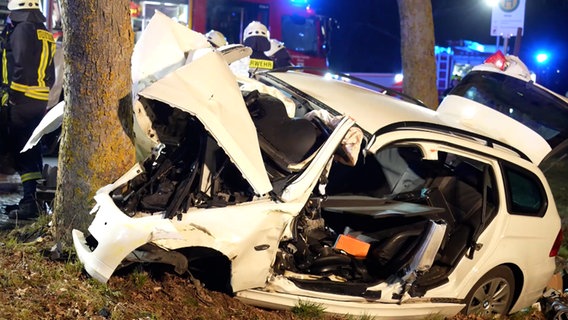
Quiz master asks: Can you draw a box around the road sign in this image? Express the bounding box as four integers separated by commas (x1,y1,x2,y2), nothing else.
491,0,526,37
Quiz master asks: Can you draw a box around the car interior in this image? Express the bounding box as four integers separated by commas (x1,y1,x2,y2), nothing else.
274,142,501,296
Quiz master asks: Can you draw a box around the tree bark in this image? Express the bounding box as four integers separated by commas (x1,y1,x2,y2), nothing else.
397,0,439,109
56,0,135,244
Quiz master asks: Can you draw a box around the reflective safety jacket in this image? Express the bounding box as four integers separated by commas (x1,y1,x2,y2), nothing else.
2,19,56,104
248,50,274,74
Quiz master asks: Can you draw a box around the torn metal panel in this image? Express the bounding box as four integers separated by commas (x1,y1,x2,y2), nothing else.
139,51,272,196
131,10,210,98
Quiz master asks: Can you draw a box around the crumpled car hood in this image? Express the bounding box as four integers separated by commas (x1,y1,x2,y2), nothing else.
133,11,272,195
138,52,272,195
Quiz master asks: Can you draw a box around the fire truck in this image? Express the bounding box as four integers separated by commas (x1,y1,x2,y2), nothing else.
130,0,329,68
347,40,497,96
0,0,328,67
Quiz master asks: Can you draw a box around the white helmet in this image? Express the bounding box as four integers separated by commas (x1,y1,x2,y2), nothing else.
243,21,269,42
8,0,40,10
265,39,285,57
206,30,228,48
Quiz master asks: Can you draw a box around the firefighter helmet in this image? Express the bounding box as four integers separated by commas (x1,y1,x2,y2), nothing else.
8,0,40,10
206,30,228,48
243,21,269,42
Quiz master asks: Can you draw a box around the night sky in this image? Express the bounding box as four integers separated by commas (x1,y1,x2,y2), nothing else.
312,0,568,94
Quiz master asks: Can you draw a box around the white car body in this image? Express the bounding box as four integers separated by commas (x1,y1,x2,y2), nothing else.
71,12,565,319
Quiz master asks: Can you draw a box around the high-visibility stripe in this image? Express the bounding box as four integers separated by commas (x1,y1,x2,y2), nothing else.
10,81,50,100
36,30,54,42
21,171,42,182
2,49,7,85
38,39,47,87
24,91,49,100
36,30,55,88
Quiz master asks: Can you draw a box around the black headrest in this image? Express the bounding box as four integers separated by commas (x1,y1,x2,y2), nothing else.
246,92,318,166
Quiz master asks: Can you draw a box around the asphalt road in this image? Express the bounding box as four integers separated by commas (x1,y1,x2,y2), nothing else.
0,175,24,229
0,157,57,228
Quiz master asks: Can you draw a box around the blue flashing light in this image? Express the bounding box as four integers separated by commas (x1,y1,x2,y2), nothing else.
464,40,485,53
434,46,452,55
536,52,549,64
290,0,309,5
473,43,485,52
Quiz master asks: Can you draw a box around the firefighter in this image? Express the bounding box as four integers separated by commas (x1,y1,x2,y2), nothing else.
243,21,273,73
265,39,293,69
205,29,228,48
1,0,56,219
442,74,461,98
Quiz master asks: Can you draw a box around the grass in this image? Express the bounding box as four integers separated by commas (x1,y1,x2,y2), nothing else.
128,267,150,289
291,300,326,318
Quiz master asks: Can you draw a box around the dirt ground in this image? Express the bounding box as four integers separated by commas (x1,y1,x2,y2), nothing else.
0,217,553,320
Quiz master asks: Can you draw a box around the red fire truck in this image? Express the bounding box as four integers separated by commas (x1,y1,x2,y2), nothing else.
130,0,329,68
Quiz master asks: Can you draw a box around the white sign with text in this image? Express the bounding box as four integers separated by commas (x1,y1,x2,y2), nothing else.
491,0,526,37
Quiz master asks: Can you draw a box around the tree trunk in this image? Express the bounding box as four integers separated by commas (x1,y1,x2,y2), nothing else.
397,0,439,109
55,0,135,244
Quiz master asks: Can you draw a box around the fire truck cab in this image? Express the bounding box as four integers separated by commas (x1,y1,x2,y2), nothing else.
130,0,329,68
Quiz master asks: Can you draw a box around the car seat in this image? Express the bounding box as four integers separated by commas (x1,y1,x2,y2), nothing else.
365,220,431,277
245,91,323,173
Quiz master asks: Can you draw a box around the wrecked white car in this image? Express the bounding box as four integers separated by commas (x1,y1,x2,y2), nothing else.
71,13,565,320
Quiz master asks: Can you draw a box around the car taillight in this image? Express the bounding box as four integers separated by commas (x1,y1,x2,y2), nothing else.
550,230,563,257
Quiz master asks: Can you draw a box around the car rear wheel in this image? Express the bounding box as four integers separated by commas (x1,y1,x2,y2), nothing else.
463,266,515,317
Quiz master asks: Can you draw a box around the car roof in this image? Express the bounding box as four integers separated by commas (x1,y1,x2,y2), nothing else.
266,70,553,165
265,71,442,134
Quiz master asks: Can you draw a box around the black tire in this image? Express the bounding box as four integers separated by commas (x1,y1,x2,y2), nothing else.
462,265,515,317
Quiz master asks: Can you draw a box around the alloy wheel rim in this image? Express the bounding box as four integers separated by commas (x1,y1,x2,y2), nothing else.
468,277,511,316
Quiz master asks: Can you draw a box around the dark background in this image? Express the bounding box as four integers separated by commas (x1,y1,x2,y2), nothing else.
310,0,568,95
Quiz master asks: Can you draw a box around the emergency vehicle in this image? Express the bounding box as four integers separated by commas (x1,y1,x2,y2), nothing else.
347,40,497,96
129,0,329,68
0,0,328,67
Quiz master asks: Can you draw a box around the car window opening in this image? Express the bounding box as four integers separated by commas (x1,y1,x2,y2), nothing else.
275,144,501,295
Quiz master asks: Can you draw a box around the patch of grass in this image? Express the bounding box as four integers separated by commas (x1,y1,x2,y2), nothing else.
509,306,546,320
291,300,326,318
129,268,149,289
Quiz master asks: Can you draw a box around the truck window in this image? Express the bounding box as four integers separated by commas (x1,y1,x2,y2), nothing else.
281,15,319,55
